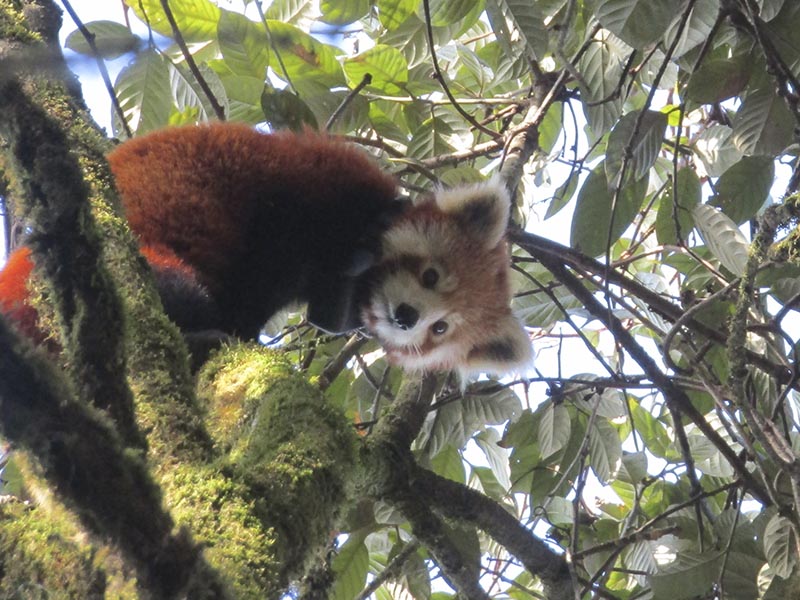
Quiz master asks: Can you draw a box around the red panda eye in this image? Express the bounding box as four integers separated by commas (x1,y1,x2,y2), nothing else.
431,320,448,335
421,268,439,289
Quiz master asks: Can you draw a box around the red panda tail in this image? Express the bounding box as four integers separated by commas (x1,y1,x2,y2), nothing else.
0,247,49,345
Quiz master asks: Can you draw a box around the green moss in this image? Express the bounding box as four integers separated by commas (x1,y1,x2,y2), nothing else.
161,464,281,598
0,498,107,598
0,0,40,42
197,345,358,590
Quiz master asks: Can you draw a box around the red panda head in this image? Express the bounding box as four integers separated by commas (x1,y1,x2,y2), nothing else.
361,177,532,378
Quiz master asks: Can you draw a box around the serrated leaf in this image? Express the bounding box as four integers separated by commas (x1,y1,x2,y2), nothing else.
65,20,138,59
764,514,797,578
330,536,369,600
320,0,370,25
124,0,220,42
538,402,571,458
588,418,622,483
605,110,667,186
570,166,647,258
344,44,409,96
731,86,794,156
114,49,172,136
710,155,774,224
595,0,685,48
655,167,701,245
378,0,419,30
692,204,749,276
217,9,269,78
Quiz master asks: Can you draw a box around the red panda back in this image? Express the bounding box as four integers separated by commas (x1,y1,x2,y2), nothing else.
108,123,400,337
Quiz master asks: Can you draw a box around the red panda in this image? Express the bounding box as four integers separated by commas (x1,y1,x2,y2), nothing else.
0,123,530,376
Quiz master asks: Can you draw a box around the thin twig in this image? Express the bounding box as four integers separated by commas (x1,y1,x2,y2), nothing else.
421,0,500,139
326,74,372,131
61,0,133,138
159,0,225,120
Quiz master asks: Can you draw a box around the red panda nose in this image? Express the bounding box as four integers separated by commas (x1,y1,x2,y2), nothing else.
393,303,419,330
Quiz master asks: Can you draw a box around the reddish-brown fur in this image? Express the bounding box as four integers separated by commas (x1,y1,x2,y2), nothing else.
0,247,43,343
0,124,530,375
108,122,399,338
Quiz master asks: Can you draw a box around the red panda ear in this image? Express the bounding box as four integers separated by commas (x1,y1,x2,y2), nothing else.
463,313,532,377
433,176,511,249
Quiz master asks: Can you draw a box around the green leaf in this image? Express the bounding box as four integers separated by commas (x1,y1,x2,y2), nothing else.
595,0,684,48
692,124,743,178
427,0,477,27
710,155,774,224
124,0,220,42
764,514,797,578
544,171,579,220
471,465,507,500
664,0,718,58
430,444,466,483
344,45,409,96
649,551,723,599
605,110,667,186
588,418,622,483
538,402,571,458
217,10,269,78
264,0,317,23
416,382,522,456
731,86,795,156
330,536,369,600
170,60,227,122
267,20,344,87
502,0,548,60
113,49,172,136
570,166,647,258
686,48,752,104
474,428,511,490
513,285,583,328
260,88,318,130
378,0,419,30
578,29,625,137
655,167,701,246
692,204,749,276
65,20,138,59
631,404,674,459
618,451,648,484
320,0,370,25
